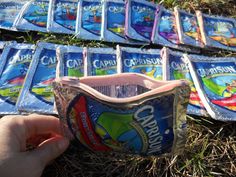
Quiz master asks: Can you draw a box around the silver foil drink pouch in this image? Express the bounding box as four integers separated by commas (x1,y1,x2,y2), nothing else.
0,0,28,30
17,42,60,114
101,0,127,43
86,47,117,76
47,0,78,34
15,0,49,32
0,43,35,114
162,48,208,117
117,46,162,80
152,6,180,48
174,8,203,48
187,55,236,121
76,0,103,40
125,0,157,42
196,11,236,51
57,45,85,77
53,73,190,156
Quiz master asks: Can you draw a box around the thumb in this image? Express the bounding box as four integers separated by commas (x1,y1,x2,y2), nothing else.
29,137,69,168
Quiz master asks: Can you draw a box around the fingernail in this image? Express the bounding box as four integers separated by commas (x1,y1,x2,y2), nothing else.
58,138,69,150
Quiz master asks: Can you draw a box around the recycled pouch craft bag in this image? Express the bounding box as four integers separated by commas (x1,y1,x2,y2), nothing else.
53,73,190,156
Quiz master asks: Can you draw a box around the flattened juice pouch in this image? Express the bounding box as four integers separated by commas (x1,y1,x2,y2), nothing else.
187,55,236,121
17,42,60,114
162,48,208,116
174,8,203,48
0,43,35,114
57,45,85,78
197,11,236,51
53,73,190,156
125,0,157,42
0,0,28,31
101,0,127,43
76,0,103,40
86,47,117,76
117,46,162,80
152,7,182,49
15,0,49,32
47,0,78,34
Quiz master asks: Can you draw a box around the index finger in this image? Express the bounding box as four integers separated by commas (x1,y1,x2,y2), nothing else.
23,114,63,139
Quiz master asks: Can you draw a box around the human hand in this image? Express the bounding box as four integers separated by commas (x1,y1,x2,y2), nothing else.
0,114,70,177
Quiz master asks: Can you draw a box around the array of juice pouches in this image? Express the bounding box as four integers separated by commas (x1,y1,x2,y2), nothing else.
0,42,35,114
1,0,236,52
186,55,236,121
0,41,235,121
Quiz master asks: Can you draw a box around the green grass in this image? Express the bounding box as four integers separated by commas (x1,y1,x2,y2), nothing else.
1,0,236,176
42,117,236,177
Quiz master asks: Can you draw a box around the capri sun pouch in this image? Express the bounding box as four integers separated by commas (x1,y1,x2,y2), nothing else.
0,0,28,31
196,11,236,52
17,42,60,114
101,0,127,43
162,47,208,117
56,45,85,78
187,54,236,121
47,0,78,34
174,7,203,48
76,0,103,41
117,45,162,80
85,47,117,76
15,0,49,32
152,6,180,49
125,0,157,42
0,42,35,114
53,73,190,156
